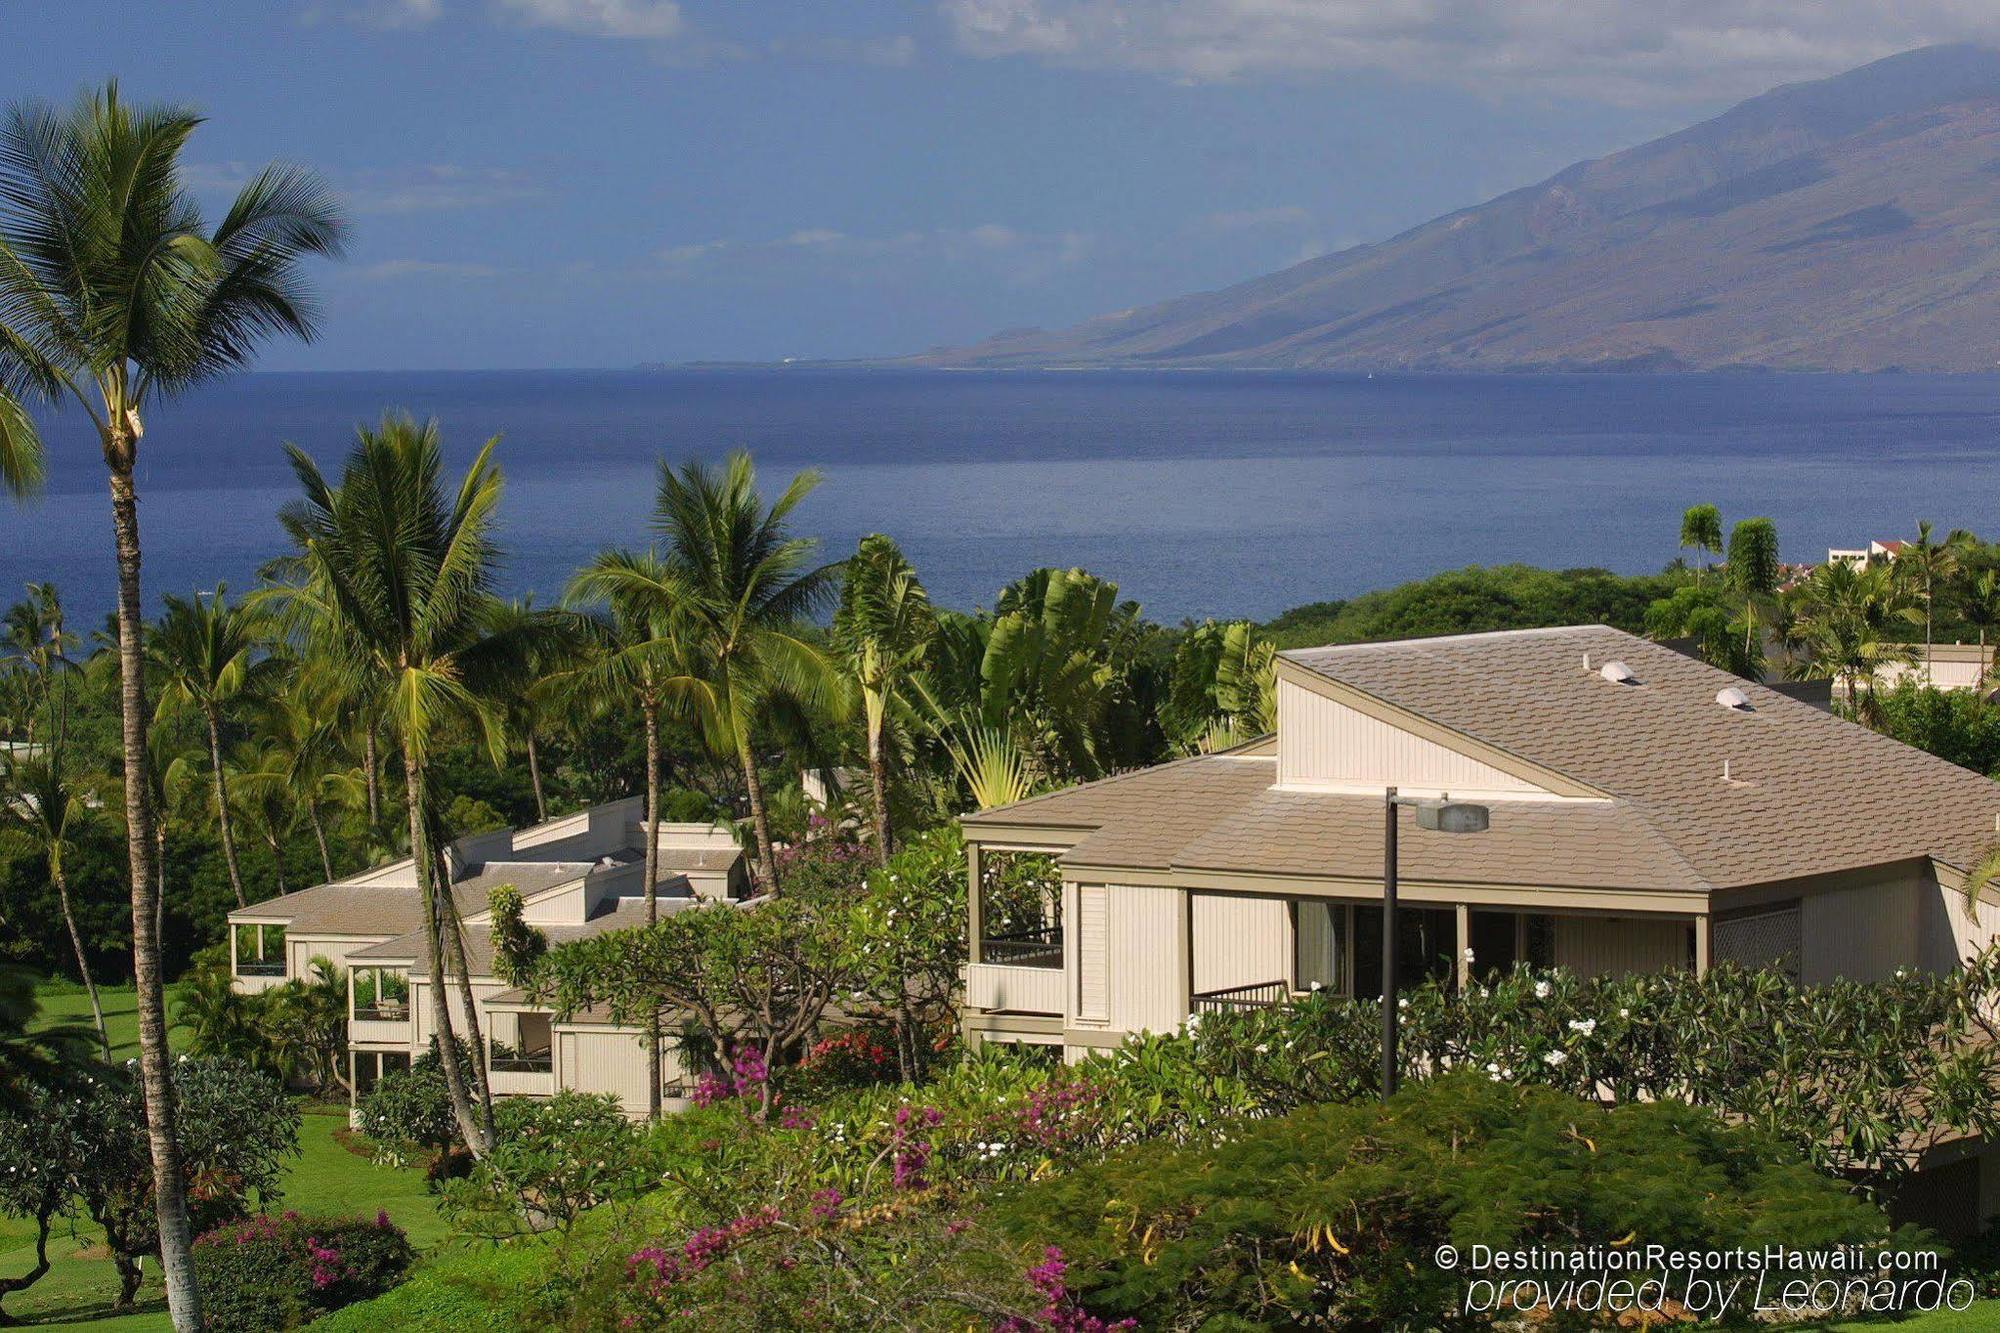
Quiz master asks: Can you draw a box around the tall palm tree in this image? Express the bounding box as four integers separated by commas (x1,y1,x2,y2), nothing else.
227,741,299,897
563,549,712,1118
650,452,842,889
1892,521,1964,682
254,674,365,885
1725,517,1781,663
832,534,935,863
0,723,108,1054
1678,503,1723,578
278,414,546,1157
0,83,342,1330
482,596,575,824
149,586,276,907
1,583,74,747
1789,559,1909,725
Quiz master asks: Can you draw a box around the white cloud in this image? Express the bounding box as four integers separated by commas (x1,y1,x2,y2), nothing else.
354,259,501,280
493,0,682,39
940,1,2000,104
301,0,441,28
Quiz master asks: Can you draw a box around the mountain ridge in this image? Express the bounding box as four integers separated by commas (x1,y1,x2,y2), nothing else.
911,45,2000,373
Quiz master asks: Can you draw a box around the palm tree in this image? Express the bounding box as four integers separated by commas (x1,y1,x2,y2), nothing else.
482,597,575,824
563,549,713,1119
278,414,548,1157
832,534,935,863
1725,518,1781,663
650,452,843,889
1788,559,1909,725
1678,503,1723,577
0,727,108,1054
0,83,343,1327
1892,521,1964,682
1,583,75,747
149,586,276,907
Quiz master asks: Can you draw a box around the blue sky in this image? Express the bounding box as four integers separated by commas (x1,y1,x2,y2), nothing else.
17,2,2000,369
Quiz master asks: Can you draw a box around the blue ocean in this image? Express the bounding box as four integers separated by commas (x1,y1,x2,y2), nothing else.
6,368,2000,627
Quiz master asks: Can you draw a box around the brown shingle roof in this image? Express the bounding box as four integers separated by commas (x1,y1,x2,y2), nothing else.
229,876,491,938
967,626,2000,894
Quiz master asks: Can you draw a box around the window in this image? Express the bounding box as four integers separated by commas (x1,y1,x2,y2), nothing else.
233,923,285,977
1294,901,1345,993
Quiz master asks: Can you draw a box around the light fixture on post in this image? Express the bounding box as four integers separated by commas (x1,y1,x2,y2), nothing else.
1381,787,1490,1100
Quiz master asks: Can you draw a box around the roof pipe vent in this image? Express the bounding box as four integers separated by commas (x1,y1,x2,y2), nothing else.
1715,687,1754,712
1599,660,1638,685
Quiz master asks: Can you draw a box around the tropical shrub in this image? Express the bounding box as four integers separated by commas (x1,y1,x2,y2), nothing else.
0,1078,87,1320
192,1210,414,1332
836,825,969,1081
442,1091,655,1240
988,1073,1910,1331
69,1057,299,1305
1873,683,2000,776
357,1041,466,1166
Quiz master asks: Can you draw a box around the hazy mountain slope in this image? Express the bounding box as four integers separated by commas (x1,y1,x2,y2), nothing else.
919,45,2000,372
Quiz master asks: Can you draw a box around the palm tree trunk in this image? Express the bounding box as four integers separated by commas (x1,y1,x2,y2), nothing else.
308,803,334,884
867,713,893,867
206,711,246,907
738,733,779,891
265,832,288,896
525,730,546,824
52,859,107,1055
643,701,662,1121
106,461,202,1333
362,725,380,832
435,867,496,1150
153,826,167,959
401,742,486,1157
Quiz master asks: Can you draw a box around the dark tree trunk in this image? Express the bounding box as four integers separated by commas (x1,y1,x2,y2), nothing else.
52,859,107,1054
363,724,380,832
205,710,246,907
0,1201,56,1322
643,701,661,1120
739,734,779,891
402,743,488,1156
526,730,546,824
107,461,201,1331
309,803,333,883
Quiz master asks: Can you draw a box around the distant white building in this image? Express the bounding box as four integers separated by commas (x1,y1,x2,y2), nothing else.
1827,539,1907,568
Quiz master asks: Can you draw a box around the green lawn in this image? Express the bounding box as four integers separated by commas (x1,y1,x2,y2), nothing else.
3,981,441,1328
28,981,184,1062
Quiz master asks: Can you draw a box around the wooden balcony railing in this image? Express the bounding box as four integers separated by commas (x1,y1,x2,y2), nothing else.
980,925,1063,969
489,1045,553,1074
234,959,285,978
1190,980,1290,1015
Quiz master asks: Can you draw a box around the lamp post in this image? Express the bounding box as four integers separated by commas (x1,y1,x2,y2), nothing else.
1381,786,1489,1100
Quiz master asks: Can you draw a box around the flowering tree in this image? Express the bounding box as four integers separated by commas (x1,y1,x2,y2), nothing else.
840,825,969,1081
0,1079,89,1320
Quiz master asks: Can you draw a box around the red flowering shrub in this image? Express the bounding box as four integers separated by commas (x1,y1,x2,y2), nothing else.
786,1028,899,1099
191,1210,414,1331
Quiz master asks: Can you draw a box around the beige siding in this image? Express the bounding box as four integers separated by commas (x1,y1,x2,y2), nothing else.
558,1029,653,1117
963,962,1064,1015
411,980,509,1047
1191,893,1291,993
1553,916,1688,977
1075,884,1109,1023
288,936,374,978
1924,879,2000,973
1802,870,1923,984
1276,679,1550,795
1106,885,1187,1036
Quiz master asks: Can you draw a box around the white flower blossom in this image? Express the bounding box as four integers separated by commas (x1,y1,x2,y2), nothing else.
1543,1050,1567,1067
1567,1019,1596,1036
1484,1062,1500,1074
1617,1007,1630,1019
1533,981,1551,999
1462,947,1475,963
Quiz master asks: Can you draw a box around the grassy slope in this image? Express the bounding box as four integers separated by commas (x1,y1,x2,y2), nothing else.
2,982,440,1329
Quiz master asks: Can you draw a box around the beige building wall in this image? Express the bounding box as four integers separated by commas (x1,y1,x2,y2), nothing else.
1801,868,1925,984
410,979,510,1047
1921,877,2000,974
287,935,377,979
1191,892,1292,993
558,1028,663,1117
1553,916,1687,976
1104,884,1187,1036
1276,678,1550,796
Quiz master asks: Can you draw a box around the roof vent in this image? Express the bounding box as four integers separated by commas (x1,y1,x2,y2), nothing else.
1599,660,1638,685
1715,687,1753,712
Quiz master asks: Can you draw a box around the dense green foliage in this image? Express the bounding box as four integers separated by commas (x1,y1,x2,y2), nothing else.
993,1074,1903,1330
1873,682,2000,776
1262,565,1678,649
192,1211,414,1332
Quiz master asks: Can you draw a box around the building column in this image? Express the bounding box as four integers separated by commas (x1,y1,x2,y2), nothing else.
1178,888,1195,1021
966,842,984,965
1454,903,1471,991
1693,914,1713,976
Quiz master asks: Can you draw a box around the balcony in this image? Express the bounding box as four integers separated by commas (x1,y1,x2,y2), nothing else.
487,1041,554,1096
980,925,1063,968
964,960,1064,1015
1190,980,1289,1016
235,959,285,978
350,1002,412,1046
